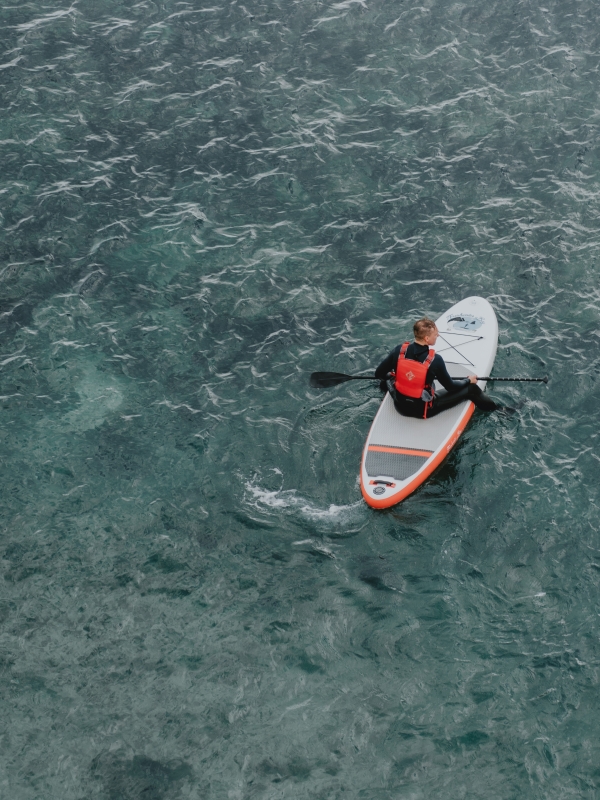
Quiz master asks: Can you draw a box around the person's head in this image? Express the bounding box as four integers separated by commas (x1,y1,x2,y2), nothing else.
413,317,438,345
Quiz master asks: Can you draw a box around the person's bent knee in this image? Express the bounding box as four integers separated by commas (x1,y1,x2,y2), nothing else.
467,384,483,401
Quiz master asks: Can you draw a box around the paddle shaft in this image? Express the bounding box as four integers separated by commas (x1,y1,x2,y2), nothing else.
467,376,548,383
309,371,548,388
322,374,548,383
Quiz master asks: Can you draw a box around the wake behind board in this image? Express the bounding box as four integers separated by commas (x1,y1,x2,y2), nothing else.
360,296,498,509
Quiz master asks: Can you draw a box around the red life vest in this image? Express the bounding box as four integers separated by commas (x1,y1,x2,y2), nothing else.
393,342,436,418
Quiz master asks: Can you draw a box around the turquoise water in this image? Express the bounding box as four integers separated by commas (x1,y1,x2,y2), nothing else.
2,0,600,797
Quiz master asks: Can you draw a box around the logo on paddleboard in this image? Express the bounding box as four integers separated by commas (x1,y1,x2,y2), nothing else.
447,313,484,331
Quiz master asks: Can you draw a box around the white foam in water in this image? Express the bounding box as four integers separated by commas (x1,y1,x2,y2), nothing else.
245,481,363,523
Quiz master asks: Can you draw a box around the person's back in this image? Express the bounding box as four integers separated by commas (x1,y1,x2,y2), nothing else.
375,317,499,418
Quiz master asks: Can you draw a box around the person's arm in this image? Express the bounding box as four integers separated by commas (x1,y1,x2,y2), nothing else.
375,345,401,380
431,355,472,392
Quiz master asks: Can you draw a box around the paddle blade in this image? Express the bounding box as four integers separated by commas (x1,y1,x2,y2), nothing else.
310,371,354,388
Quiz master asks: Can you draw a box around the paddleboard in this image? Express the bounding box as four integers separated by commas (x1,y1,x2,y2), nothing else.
360,296,498,509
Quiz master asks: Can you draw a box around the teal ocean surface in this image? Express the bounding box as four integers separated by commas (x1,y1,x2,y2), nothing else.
2,0,600,797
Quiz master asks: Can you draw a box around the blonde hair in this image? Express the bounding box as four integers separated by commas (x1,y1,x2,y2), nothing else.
413,317,437,340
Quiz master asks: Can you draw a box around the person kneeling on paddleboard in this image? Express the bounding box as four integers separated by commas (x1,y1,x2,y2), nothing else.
375,317,499,418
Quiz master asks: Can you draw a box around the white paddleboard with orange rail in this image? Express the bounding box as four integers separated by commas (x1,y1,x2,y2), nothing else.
360,296,498,509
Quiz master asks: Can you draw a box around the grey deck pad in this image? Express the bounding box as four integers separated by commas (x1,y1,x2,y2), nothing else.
365,449,430,481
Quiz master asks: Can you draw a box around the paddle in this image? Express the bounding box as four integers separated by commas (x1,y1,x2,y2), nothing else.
310,371,548,389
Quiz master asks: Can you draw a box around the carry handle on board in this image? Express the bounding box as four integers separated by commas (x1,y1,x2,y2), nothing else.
309,371,548,389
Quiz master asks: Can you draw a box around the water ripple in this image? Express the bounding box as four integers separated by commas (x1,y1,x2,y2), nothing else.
2,0,600,796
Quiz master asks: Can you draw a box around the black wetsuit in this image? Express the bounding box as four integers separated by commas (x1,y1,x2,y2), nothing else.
375,342,498,418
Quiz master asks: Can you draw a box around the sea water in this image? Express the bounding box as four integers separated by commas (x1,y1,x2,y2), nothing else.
2,0,600,797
